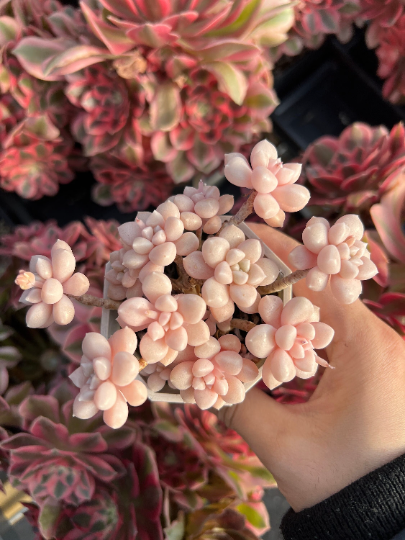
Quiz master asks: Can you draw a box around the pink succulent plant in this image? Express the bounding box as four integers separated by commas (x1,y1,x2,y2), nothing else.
1,406,126,506
360,0,405,48
118,277,209,363
70,327,147,429
246,296,334,387
106,201,202,300
184,227,279,321
224,140,310,226
171,180,234,235
289,215,378,304
302,122,405,211
91,154,174,212
283,0,360,54
170,335,259,410
0,115,74,199
16,239,90,328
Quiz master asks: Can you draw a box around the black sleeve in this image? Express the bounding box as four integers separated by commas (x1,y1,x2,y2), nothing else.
280,453,405,540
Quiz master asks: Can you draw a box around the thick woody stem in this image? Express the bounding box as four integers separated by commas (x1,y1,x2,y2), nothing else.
258,268,310,295
218,190,257,232
230,318,256,332
68,294,121,310
171,255,201,294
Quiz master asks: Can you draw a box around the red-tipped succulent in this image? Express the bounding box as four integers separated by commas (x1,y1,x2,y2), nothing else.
302,122,405,212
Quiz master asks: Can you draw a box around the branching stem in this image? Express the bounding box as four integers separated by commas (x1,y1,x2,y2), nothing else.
258,269,310,295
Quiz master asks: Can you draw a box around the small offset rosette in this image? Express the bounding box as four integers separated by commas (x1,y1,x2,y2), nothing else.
169,335,259,410
288,215,378,304
224,140,310,227
16,239,89,328
246,296,334,388
70,327,147,429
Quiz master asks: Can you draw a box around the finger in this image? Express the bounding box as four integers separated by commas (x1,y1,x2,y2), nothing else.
219,386,295,472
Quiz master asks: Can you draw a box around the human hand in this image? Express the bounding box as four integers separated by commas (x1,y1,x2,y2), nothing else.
219,223,405,512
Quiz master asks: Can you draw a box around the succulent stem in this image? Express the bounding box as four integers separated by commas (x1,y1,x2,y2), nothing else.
230,318,256,332
218,190,257,232
258,268,310,295
68,294,121,310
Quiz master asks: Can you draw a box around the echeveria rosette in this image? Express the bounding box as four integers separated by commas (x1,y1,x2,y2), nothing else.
170,335,259,410
91,154,174,212
107,201,201,300
302,122,405,212
75,0,292,85
246,296,333,388
141,345,197,392
65,65,133,157
70,327,147,429
224,140,310,227
184,229,279,322
151,69,277,183
16,239,90,329
289,215,378,304
171,180,235,235
280,0,360,56
0,115,74,200
0,414,126,506
118,276,209,363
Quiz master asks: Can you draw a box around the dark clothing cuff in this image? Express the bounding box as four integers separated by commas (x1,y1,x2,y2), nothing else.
280,454,405,540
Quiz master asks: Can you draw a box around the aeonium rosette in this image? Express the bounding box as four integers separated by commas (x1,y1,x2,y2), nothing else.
246,296,334,388
117,272,210,363
15,239,89,328
224,140,310,227
169,335,259,410
70,327,147,429
289,215,378,304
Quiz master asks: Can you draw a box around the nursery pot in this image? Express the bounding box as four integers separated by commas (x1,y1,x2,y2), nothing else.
101,221,293,407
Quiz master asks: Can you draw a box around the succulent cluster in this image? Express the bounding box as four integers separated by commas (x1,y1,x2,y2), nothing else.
12,140,380,436
0,0,295,210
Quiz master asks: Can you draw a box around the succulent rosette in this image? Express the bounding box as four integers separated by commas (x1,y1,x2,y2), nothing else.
118,276,209,363
224,140,310,226
360,0,405,48
184,227,279,321
0,389,127,506
171,180,234,235
302,122,405,211
70,327,147,429
151,68,277,183
284,0,360,54
0,115,74,199
106,200,203,300
246,296,334,387
289,215,378,304
170,335,259,410
66,65,134,157
91,154,174,212
16,239,90,329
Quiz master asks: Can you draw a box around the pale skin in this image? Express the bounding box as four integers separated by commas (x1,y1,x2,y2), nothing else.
219,223,405,512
